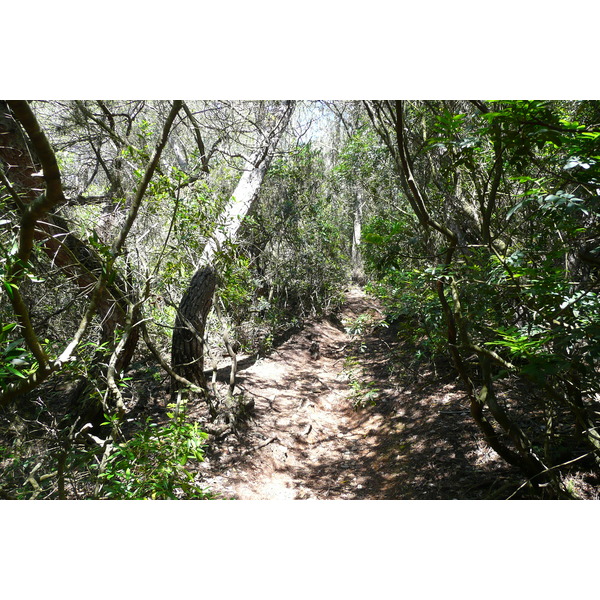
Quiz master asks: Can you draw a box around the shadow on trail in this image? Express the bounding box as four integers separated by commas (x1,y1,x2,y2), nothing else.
199,290,523,500
286,321,520,498
308,318,523,500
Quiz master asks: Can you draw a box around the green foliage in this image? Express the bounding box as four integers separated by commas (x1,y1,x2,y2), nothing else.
215,248,254,309
3,99,598,498
344,313,377,337
333,127,390,185
362,216,415,273
343,355,380,409
361,99,600,488
97,405,213,499
350,377,380,408
0,323,31,384
364,267,446,358
249,142,350,326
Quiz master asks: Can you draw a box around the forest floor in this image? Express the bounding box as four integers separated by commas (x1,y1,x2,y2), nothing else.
188,287,528,500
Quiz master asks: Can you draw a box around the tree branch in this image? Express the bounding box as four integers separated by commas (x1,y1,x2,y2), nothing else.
182,101,210,174
110,100,183,257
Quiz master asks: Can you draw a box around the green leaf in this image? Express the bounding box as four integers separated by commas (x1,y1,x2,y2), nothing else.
2,280,16,299
363,232,385,244
506,199,527,219
5,364,26,378
5,338,26,354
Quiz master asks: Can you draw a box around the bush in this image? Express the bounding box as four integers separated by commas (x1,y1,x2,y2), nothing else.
97,405,214,499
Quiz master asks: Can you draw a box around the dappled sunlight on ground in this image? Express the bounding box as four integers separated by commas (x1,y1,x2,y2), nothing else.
196,287,522,499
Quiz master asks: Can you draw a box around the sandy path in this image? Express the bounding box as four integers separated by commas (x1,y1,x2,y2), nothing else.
196,288,397,499
195,287,520,500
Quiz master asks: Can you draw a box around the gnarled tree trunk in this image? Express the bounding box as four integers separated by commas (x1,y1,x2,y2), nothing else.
170,101,295,405
171,265,217,396
0,100,181,415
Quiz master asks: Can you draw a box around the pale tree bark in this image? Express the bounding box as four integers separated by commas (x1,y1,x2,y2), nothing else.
171,101,295,405
200,101,295,264
351,188,365,283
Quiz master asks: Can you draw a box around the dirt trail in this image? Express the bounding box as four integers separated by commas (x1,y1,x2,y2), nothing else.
196,287,519,499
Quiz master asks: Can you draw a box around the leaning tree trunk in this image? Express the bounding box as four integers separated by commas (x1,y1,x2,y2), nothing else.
171,266,217,397
200,101,296,265
170,101,295,404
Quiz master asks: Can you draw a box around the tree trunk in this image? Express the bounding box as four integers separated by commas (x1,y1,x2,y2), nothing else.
364,100,558,488
351,189,364,283
170,102,295,403
171,266,217,397
1,100,181,415
201,101,295,264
